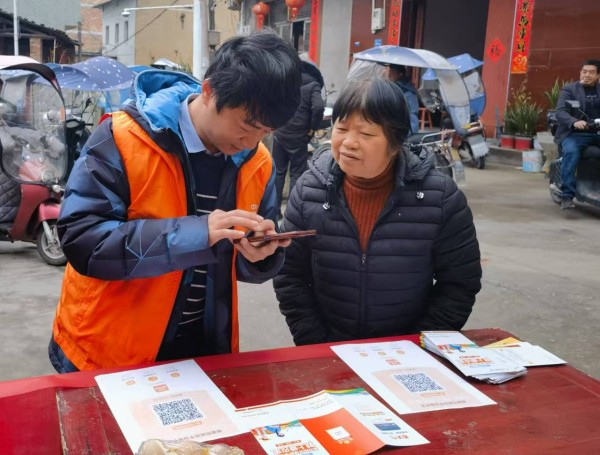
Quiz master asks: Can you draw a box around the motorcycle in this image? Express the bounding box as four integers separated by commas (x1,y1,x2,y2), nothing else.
347,45,473,184
0,63,69,265
549,107,600,209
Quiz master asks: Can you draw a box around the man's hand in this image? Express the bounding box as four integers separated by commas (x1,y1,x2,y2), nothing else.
208,209,265,246
574,120,587,130
233,218,291,263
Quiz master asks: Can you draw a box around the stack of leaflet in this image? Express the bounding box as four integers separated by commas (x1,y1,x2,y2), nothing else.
481,337,567,367
420,331,527,384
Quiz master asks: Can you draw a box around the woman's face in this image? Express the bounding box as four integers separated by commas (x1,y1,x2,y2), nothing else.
331,113,393,179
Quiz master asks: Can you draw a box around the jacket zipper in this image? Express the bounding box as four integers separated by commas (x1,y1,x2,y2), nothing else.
162,129,196,343
336,187,370,334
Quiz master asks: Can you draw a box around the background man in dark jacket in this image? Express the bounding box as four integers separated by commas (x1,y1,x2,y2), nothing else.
272,60,325,219
554,59,600,209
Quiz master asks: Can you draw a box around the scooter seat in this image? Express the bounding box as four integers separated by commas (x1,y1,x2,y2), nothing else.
407,133,440,144
581,145,600,159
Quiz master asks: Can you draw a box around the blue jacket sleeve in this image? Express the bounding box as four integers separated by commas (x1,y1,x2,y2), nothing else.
58,119,218,280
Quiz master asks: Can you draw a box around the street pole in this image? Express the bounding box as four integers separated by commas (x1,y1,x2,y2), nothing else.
13,0,18,56
193,0,210,80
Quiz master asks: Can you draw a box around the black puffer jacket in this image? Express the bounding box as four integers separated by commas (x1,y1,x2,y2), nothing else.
273,146,482,345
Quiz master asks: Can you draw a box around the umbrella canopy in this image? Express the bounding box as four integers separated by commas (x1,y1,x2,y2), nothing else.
352,45,458,70
422,53,483,80
45,63,99,91
0,55,39,70
47,57,134,91
129,65,154,73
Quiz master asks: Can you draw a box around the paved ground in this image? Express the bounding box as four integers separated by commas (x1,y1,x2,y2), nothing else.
1,162,599,383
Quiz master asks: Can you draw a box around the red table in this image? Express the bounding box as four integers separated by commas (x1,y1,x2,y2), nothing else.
1,328,599,454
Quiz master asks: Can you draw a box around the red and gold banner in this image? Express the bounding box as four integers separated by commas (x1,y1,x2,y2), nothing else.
387,0,402,45
308,0,321,63
510,0,535,74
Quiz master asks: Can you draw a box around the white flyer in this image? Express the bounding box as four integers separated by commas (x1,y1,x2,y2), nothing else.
485,341,567,367
331,340,496,414
95,360,244,453
235,388,428,454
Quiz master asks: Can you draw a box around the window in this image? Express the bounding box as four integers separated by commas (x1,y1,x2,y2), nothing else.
115,23,120,43
124,21,129,41
105,25,109,44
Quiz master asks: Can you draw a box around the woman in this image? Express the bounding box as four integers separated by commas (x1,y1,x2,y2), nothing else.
273,78,481,345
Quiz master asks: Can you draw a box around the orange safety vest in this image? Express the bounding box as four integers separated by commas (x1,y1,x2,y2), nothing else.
52,111,272,370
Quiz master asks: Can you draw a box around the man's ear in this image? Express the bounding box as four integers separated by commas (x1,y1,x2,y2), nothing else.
201,79,213,105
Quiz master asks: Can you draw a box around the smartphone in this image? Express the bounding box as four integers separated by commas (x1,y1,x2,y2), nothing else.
233,229,317,244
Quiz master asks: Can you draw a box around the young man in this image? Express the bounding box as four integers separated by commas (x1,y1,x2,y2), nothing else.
49,32,302,372
554,59,600,209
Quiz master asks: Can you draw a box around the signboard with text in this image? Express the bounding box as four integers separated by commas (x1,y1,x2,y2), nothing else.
308,0,321,64
387,0,402,45
510,0,535,74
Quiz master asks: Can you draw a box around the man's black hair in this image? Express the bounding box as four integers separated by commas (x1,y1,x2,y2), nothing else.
332,78,410,153
582,59,600,73
204,31,302,129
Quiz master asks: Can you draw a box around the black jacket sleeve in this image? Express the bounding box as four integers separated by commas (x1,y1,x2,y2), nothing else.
309,84,325,132
415,176,482,331
556,83,583,130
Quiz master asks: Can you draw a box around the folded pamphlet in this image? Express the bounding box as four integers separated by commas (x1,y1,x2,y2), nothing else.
420,331,527,384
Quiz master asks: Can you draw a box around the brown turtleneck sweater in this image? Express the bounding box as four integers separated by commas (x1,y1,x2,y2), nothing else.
343,158,396,252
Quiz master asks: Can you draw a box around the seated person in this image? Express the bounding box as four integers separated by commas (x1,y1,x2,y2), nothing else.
554,59,600,209
388,64,420,134
273,78,482,345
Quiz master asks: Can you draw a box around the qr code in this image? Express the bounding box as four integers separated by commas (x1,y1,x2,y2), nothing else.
392,372,444,393
153,398,203,426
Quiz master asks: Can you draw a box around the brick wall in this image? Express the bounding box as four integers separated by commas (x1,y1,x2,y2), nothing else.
65,1,104,59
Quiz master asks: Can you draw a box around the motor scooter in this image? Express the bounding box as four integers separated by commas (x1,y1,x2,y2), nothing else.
0,63,69,265
549,118,600,209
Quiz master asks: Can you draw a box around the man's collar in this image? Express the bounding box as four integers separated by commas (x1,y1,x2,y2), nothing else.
178,94,207,154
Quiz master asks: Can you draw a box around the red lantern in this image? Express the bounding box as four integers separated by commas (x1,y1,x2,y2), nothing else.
286,0,305,21
252,2,270,30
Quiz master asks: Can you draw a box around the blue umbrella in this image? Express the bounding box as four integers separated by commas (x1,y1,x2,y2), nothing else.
72,56,134,91
422,53,483,80
129,65,154,74
45,63,100,91
47,57,134,91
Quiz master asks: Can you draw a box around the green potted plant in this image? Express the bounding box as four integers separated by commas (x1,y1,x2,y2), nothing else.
501,104,517,148
507,83,542,150
544,78,568,134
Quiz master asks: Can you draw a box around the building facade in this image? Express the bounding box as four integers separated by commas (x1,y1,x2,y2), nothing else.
0,0,80,32
97,0,239,68
0,9,75,62
64,1,104,59
240,0,600,135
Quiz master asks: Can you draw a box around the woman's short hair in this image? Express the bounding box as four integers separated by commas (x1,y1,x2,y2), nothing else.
204,31,302,129
332,78,410,153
